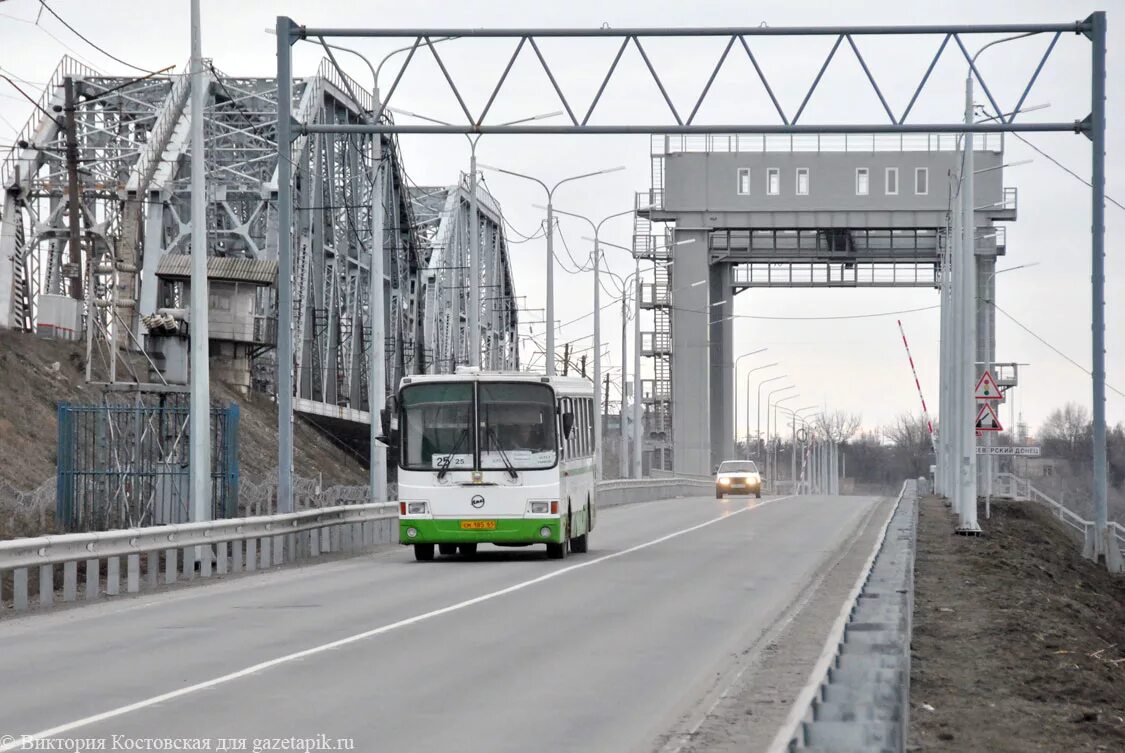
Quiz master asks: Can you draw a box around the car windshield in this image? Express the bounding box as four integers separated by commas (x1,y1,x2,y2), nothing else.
401,382,474,470
718,461,758,474
478,383,557,470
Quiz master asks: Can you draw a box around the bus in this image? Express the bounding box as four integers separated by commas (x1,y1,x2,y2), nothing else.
391,369,597,561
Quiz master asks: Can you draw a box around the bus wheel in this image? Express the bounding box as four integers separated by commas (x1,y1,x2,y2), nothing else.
546,514,570,560
459,543,478,558
414,544,435,562
570,502,589,554
438,544,458,556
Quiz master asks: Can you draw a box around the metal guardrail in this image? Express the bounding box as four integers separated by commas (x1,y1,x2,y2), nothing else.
0,503,397,613
0,479,714,613
769,479,915,753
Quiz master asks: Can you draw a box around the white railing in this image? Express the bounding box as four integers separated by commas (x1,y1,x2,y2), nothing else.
654,132,1004,156
992,472,1125,552
0,503,397,612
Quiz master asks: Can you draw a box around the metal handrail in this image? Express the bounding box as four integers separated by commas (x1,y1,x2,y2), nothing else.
992,471,1122,546
0,502,396,572
654,131,1005,156
1,56,101,190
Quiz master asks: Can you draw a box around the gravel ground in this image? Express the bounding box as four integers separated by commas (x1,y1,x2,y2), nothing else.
909,495,1125,752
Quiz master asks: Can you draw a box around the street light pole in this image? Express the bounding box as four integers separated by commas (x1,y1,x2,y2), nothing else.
480,164,625,376
632,258,642,478
744,363,779,459
189,0,212,534
769,392,799,492
733,349,767,459
756,375,788,461
468,136,481,366
550,207,635,480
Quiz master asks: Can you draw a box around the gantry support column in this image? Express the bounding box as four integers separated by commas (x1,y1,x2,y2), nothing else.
670,229,710,476
976,251,996,492
709,262,735,470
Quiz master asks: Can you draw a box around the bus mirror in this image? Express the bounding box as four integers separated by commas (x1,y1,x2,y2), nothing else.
562,412,575,439
377,408,399,447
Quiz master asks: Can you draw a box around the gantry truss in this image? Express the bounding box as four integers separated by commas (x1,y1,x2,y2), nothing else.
0,56,519,434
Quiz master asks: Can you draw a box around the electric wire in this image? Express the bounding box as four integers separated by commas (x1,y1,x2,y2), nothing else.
37,0,157,74
992,303,1124,398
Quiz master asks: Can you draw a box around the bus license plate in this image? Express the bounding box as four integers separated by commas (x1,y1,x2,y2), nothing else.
460,520,496,530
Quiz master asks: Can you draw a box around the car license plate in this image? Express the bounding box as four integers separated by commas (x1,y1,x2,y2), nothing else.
460,520,496,530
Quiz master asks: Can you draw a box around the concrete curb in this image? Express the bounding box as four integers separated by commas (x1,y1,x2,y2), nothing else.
769,479,918,753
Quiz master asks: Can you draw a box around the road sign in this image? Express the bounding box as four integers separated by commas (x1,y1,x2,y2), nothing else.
975,402,1003,432
796,427,808,444
974,370,1003,400
975,445,1040,456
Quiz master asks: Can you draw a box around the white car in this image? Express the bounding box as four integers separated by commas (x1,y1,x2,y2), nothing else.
715,460,762,499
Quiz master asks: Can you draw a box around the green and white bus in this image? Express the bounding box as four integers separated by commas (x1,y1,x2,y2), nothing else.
393,369,597,561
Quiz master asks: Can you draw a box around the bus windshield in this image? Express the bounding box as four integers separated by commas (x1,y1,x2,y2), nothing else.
478,383,557,470
401,382,474,471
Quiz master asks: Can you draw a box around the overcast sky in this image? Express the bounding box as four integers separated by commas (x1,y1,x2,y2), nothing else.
1,0,1121,439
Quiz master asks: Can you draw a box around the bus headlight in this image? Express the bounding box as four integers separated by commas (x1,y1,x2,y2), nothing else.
406,527,418,538
539,526,552,538
406,502,428,515
528,501,550,514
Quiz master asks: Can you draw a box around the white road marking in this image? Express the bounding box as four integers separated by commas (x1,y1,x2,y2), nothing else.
2,495,793,750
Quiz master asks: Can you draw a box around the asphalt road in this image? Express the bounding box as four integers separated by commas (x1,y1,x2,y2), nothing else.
0,493,886,753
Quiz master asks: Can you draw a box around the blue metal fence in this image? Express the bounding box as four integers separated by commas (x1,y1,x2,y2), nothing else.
56,399,239,531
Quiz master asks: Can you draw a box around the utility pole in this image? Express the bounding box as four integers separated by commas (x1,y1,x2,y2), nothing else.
189,0,213,541
562,342,570,376
580,354,587,378
632,260,642,478
603,373,610,423
958,71,980,533
63,78,82,301
620,291,629,479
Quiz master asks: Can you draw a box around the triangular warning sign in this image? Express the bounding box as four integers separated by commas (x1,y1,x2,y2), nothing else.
975,403,1003,432
974,370,1002,400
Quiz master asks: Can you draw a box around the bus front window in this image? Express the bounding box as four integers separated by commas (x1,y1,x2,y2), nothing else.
401,382,474,470
478,383,557,470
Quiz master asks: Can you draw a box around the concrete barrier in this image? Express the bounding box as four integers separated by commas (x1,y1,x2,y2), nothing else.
768,479,917,753
595,479,713,508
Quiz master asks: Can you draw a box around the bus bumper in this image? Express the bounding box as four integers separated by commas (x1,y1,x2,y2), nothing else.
400,518,562,545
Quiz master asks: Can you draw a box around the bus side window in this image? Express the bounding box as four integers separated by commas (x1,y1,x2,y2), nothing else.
580,398,589,456
559,398,569,460
585,396,594,454
575,398,584,457
586,398,594,456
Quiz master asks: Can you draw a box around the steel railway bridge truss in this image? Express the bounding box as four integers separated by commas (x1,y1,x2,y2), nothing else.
0,55,518,424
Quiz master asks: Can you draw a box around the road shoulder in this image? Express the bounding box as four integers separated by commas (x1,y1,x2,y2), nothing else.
655,494,895,753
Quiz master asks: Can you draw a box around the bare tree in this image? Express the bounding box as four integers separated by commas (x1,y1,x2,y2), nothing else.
815,410,863,444
1039,403,1090,454
885,413,930,449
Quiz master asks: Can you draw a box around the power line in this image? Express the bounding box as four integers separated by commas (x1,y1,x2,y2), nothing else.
992,302,1124,398
1007,131,1125,212
0,12,102,69
37,0,154,74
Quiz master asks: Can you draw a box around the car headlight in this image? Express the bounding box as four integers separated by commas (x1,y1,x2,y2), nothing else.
719,477,730,485
406,501,428,515
528,501,550,514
